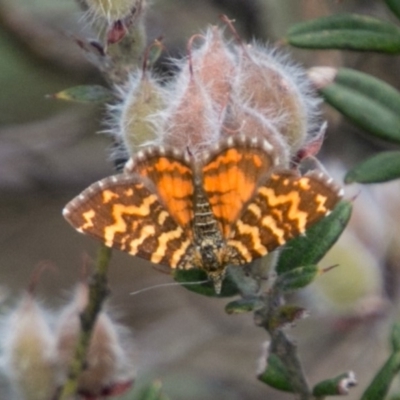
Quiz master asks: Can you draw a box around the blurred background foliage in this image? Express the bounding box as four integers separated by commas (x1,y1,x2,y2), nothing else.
1,0,400,399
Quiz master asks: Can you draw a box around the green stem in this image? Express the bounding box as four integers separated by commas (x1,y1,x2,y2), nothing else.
57,245,112,400
256,287,313,400
269,330,312,400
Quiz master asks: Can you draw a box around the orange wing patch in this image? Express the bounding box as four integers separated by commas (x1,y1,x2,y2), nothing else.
202,142,275,237
130,153,195,238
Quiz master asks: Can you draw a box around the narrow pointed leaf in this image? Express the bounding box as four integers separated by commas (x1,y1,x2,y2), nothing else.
147,39,164,67
288,14,400,36
391,323,400,353
289,31,400,53
49,85,113,103
345,151,400,183
361,324,400,400
385,0,400,21
321,69,400,144
332,68,400,114
360,353,400,400
287,14,400,53
258,354,294,392
225,298,257,314
313,371,357,396
276,201,352,275
276,265,319,292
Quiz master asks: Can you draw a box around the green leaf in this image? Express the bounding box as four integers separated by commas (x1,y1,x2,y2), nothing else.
361,353,400,400
48,85,113,103
276,201,352,275
391,323,400,353
173,269,239,298
385,0,400,21
288,14,400,36
225,299,259,314
313,371,357,396
258,354,294,392
360,324,400,400
321,68,400,144
289,31,400,53
333,68,400,114
345,151,400,183
146,39,164,67
276,265,319,292
225,298,257,314
287,14,400,53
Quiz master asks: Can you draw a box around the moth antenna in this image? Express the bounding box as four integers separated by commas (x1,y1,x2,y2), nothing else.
130,280,209,296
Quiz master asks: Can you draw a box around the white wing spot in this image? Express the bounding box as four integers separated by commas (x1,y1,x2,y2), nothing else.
226,136,234,147
262,140,273,151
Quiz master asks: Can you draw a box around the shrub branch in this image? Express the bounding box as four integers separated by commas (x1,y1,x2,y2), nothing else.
57,245,112,400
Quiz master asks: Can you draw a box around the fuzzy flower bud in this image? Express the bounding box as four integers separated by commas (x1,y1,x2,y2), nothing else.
109,25,324,165
1,294,59,400
116,69,165,156
85,0,141,24
161,70,219,157
223,102,290,167
56,283,135,398
190,27,236,114
83,0,146,46
232,44,321,156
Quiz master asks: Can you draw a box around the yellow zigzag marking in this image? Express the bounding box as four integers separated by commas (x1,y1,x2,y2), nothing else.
170,239,191,268
79,209,95,231
102,190,119,203
128,225,156,254
151,227,184,264
104,194,158,247
260,215,286,245
227,239,252,262
315,194,328,213
258,187,308,233
235,219,267,255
